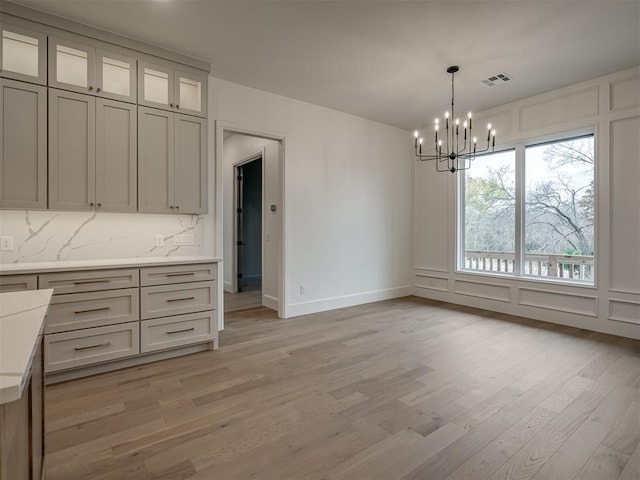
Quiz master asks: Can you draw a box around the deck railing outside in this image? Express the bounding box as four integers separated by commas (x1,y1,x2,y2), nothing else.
464,250,594,281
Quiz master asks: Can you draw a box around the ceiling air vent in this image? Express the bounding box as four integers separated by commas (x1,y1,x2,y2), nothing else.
481,72,513,87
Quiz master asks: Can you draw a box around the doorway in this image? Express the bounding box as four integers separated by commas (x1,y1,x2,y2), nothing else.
217,126,284,318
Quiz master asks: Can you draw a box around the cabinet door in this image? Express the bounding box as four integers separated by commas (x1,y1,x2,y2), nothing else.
49,89,96,210
138,106,174,213
138,60,174,111
174,114,207,214
96,49,136,103
49,36,96,95
96,99,137,212
0,79,47,209
174,69,207,118
0,22,47,85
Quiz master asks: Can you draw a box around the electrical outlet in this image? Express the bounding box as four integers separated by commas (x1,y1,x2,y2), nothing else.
174,234,194,246
0,236,14,251
299,285,305,295
155,234,164,247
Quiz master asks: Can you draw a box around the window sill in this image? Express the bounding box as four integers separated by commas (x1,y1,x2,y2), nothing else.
454,268,597,290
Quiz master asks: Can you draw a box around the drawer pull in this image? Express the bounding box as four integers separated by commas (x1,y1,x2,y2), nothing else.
166,327,195,335
74,342,111,351
74,306,111,314
166,296,195,302
73,280,109,285
165,272,196,277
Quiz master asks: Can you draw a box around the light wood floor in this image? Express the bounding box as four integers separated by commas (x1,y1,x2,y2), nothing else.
224,286,263,312
45,297,640,480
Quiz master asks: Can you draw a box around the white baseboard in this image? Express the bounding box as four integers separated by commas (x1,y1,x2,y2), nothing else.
286,285,413,318
263,294,278,310
224,281,232,293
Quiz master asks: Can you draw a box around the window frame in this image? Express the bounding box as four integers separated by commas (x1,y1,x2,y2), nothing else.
456,127,597,287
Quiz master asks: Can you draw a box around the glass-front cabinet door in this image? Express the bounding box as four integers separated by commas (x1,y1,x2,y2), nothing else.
49,36,95,95
175,69,207,118
0,23,47,85
96,49,136,103
138,60,174,111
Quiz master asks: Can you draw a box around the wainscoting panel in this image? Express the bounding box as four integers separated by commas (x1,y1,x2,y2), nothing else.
519,87,598,132
610,75,640,112
518,287,598,317
608,298,640,325
415,272,449,293
609,116,640,294
453,279,511,303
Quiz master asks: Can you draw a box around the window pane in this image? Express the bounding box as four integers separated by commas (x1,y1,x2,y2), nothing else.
463,149,516,274
524,135,594,282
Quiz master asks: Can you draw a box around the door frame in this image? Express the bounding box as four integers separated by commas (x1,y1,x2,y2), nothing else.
231,150,264,294
215,121,287,320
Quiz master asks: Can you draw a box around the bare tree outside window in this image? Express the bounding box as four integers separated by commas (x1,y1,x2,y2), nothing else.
525,135,594,280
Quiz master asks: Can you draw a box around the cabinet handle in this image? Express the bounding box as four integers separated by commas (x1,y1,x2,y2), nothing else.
165,272,195,277
88,86,93,92
176,205,180,210
166,296,195,302
74,306,111,314
73,279,108,285
89,202,95,207
96,87,101,93
170,205,175,209
75,342,110,351
170,103,174,108
166,327,195,335
97,202,102,207
176,104,180,109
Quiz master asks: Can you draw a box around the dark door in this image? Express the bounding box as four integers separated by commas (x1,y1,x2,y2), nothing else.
237,157,262,291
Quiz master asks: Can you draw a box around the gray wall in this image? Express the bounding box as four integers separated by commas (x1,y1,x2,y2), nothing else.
239,158,262,287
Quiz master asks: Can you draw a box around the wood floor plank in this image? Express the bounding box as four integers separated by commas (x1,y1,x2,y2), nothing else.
43,297,640,480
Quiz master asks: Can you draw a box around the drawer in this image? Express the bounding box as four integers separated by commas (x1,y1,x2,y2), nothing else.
44,322,140,373
39,269,139,294
140,263,216,286
141,281,215,319
46,288,140,334
141,311,217,353
0,274,37,292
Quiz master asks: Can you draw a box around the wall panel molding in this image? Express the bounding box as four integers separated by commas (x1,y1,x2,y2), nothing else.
608,298,640,325
519,86,598,132
453,279,511,303
415,272,449,293
609,75,640,112
518,287,598,317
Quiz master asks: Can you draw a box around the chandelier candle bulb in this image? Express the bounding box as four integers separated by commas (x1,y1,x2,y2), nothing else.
413,66,496,173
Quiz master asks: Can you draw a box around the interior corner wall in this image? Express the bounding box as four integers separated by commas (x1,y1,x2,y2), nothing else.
413,65,640,339
209,77,414,318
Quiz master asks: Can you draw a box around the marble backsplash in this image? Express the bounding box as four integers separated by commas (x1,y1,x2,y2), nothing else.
0,210,205,264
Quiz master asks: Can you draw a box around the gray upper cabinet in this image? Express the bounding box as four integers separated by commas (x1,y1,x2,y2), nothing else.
49,89,137,212
48,88,96,211
138,106,174,214
139,107,207,214
0,20,47,85
49,35,137,103
139,61,206,118
95,99,137,212
175,114,207,214
0,79,47,209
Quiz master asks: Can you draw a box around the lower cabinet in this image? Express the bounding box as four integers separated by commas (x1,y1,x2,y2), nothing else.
37,262,218,381
141,311,217,353
45,322,140,373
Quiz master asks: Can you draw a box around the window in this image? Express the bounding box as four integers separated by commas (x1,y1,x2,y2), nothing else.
460,133,595,284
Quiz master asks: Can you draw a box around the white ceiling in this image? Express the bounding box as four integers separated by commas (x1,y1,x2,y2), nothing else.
15,1,640,130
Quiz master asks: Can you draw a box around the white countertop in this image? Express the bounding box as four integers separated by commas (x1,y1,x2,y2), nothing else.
0,289,53,404
0,256,221,275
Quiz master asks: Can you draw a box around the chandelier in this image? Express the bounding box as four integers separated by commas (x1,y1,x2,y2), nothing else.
413,66,496,173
